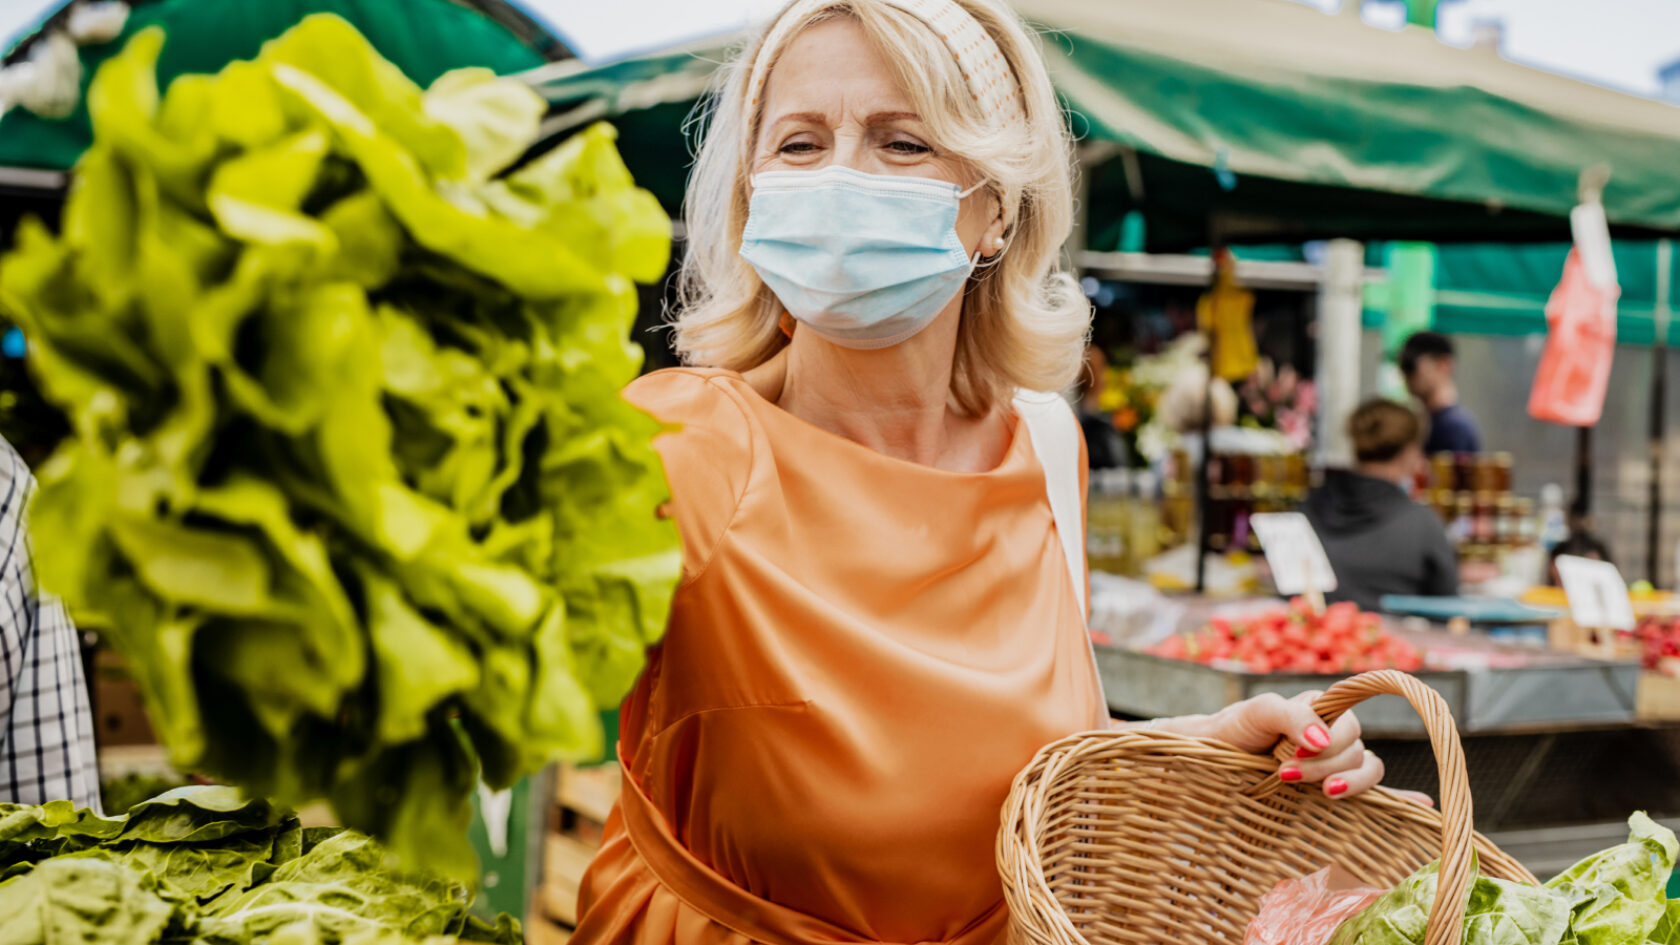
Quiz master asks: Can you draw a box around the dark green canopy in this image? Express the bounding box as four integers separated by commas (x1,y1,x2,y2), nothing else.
529,0,1680,250
0,0,551,172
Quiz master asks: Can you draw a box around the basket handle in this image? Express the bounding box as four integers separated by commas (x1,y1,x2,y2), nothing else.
1292,671,1474,945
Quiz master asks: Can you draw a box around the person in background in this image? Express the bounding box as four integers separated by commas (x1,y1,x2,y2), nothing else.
1302,399,1458,611
1399,331,1482,455
1547,531,1614,587
0,437,100,809
1076,345,1124,470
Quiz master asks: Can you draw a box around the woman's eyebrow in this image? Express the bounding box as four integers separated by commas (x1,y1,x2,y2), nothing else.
866,111,921,125
767,111,829,127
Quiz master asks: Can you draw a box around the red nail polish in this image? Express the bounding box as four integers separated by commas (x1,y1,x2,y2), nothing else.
1296,745,1320,759
1326,777,1348,796
1305,725,1332,750
1279,766,1303,782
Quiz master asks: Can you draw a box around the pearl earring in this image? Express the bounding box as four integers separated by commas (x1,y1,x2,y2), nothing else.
993,236,1006,250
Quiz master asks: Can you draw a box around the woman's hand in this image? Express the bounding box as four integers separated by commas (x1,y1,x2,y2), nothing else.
1129,692,1386,799
1210,692,1381,798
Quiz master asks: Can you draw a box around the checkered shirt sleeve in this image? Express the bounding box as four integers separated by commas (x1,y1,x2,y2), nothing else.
0,440,100,810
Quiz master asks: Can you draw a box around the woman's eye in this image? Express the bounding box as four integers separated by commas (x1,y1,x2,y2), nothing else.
886,139,932,155
778,140,819,154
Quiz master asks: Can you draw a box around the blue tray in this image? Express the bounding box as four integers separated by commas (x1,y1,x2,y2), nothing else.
1378,595,1563,625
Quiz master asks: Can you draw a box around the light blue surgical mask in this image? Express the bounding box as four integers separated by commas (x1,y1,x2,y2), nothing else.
740,166,985,350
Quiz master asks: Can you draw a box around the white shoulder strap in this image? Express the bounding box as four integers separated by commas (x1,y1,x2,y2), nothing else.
1013,389,1087,616
1015,389,1109,728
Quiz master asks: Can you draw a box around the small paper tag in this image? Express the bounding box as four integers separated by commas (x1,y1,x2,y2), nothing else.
1570,201,1618,292
1555,554,1634,631
1251,512,1338,596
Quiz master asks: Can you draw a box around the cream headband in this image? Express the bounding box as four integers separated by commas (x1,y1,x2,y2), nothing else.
746,0,1027,129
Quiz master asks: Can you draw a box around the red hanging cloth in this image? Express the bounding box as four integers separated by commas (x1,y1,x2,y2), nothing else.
1528,248,1619,427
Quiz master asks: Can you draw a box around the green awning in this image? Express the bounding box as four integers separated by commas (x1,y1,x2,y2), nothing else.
1431,241,1680,345
527,0,1680,250
1036,0,1680,248
0,0,549,172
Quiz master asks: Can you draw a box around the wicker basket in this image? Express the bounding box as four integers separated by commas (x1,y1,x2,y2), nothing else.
998,671,1536,945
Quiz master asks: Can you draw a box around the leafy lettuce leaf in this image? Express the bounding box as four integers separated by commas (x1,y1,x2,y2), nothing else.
1545,813,1679,945
1330,815,1680,945
0,854,189,945
0,788,517,945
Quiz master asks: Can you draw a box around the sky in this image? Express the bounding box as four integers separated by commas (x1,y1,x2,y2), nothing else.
3,0,1680,98
1292,0,1680,97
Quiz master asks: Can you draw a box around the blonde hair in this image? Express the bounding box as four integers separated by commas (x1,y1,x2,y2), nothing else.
670,0,1090,416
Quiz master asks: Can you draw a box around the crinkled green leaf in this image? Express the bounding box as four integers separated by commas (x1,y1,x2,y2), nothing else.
1546,813,1678,945
505,124,672,283
257,15,466,179
85,27,216,208
205,60,291,150
221,281,371,434
119,787,287,845
1551,884,1664,945
1548,813,1679,901
320,193,404,289
192,475,361,683
422,67,545,184
0,789,518,945
323,730,480,893
0,853,187,945
109,833,275,904
203,829,461,940
1647,901,1680,945
0,800,123,867
208,130,336,250
109,516,275,614
361,568,479,744
268,63,605,297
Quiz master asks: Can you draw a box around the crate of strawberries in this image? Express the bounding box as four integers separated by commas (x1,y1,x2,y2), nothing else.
1621,615,1680,674
1149,598,1425,676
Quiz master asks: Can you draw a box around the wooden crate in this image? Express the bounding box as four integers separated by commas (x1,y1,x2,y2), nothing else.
541,834,597,926
525,915,571,945
555,762,620,824
538,761,624,934
1638,670,1680,721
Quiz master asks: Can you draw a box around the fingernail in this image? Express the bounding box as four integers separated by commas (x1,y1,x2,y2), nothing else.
1295,745,1320,759
1305,725,1332,749
1279,766,1303,782
1326,777,1348,797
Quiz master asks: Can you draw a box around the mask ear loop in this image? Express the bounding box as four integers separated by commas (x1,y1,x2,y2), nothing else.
958,180,1008,274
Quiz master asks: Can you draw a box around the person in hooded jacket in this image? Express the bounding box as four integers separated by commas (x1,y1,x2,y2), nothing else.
1302,398,1458,611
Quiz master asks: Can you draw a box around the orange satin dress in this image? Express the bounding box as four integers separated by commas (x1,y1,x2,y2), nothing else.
573,368,1105,945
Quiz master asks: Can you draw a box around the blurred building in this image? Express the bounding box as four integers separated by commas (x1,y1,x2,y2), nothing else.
1660,56,1680,103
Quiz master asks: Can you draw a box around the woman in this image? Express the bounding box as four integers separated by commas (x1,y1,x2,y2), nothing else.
576,2,1388,942
1302,398,1459,611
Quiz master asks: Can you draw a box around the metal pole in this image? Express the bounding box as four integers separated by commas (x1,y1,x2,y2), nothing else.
1194,220,1225,595
1574,425,1593,523
1649,238,1672,585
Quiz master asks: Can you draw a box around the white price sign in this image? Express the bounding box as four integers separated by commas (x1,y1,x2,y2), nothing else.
1554,554,1635,631
1250,512,1338,597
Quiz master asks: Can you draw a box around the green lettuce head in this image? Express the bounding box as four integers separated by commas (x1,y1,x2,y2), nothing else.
0,15,680,880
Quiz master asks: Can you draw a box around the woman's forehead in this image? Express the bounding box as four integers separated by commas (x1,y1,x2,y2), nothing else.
760,19,915,120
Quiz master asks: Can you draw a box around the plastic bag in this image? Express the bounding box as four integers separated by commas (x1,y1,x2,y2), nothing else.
1528,248,1618,427
1244,866,1385,945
